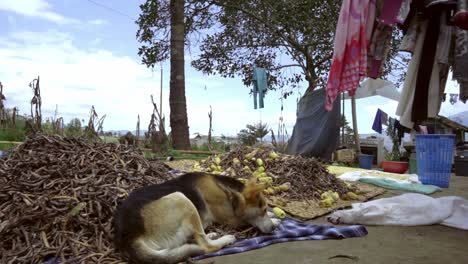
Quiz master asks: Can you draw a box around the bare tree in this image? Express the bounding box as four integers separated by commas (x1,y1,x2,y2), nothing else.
29,76,42,131
207,105,213,151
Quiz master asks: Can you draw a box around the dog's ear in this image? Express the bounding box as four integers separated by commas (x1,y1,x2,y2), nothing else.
243,179,267,200
231,192,246,217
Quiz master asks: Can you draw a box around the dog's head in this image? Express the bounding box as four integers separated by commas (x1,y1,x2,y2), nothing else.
239,178,275,233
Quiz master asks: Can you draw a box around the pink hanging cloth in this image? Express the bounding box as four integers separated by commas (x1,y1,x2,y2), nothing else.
325,0,376,111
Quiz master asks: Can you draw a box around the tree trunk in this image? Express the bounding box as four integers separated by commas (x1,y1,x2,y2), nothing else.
169,0,191,150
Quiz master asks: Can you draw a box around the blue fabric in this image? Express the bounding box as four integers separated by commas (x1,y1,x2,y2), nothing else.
192,218,368,260
253,67,267,109
372,108,387,134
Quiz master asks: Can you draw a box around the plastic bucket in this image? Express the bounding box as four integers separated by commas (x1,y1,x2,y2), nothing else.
358,154,373,169
416,134,455,188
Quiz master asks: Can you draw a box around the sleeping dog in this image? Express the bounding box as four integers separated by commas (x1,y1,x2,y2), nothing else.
114,172,279,264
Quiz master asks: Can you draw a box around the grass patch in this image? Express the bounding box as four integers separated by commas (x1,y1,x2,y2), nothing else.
0,142,17,151
144,149,210,160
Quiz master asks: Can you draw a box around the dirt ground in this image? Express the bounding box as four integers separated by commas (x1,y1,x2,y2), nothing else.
200,175,468,264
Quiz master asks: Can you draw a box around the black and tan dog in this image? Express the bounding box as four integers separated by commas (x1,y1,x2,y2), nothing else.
114,172,278,264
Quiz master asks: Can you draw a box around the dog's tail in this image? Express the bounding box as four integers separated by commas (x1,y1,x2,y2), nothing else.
129,239,205,264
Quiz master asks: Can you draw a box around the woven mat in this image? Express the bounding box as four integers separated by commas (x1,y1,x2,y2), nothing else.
164,159,197,171
267,182,386,220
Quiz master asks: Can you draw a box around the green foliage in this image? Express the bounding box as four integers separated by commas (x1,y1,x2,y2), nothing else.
0,142,17,151
192,0,341,91
136,0,217,68
64,118,82,137
0,129,25,142
237,122,269,146
192,0,405,94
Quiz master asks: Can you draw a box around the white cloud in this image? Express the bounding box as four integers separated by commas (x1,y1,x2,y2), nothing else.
0,29,298,137
0,0,79,24
88,19,108,25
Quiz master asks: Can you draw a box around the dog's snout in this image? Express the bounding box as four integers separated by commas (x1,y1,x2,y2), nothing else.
253,215,275,233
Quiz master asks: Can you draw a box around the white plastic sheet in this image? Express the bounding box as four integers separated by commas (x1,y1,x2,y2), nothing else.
328,193,468,230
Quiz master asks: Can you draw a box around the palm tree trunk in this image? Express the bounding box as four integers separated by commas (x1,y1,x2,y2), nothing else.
169,0,191,149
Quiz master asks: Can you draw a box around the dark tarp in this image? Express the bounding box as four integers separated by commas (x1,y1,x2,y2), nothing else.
287,88,341,161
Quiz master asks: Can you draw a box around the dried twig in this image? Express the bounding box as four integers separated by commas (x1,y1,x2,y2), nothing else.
0,134,172,263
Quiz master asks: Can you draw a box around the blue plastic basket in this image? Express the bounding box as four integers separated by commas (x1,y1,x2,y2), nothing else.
416,134,455,188
358,154,374,169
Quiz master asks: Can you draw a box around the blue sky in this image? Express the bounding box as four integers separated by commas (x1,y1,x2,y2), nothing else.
0,0,467,138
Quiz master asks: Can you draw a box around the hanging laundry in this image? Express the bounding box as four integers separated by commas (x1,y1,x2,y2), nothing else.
325,0,376,111
367,24,393,78
399,14,422,53
252,66,267,109
396,16,428,129
367,0,405,78
453,0,468,30
372,108,388,134
411,10,443,123
452,27,468,104
378,0,405,26
450,93,459,104
396,0,412,25
394,119,406,144
419,125,428,134
460,82,468,103
436,10,453,65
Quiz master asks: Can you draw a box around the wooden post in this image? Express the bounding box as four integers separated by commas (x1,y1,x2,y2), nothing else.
160,67,163,118
341,92,345,146
351,95,361,154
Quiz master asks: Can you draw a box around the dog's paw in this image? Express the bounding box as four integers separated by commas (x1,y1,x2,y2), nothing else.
271,218,282,227
218,234,236,246
206,232,219,239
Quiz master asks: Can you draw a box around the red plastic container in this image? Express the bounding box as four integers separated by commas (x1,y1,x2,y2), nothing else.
382,160,409,174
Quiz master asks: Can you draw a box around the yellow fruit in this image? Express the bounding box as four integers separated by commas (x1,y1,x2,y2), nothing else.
278,183,290,191
243,159,249,163
256,159,264,166
320,192,331,200
258,166,265,173
259,172,267,178
346,192,359,200
233,158,240,165
319,198,334,208
258,177,273,184
331,192,339,201
242,166,251,171
272,207,286,219
214,157,221,165
205,168,211,172
269,151,279,160
264,187,275,195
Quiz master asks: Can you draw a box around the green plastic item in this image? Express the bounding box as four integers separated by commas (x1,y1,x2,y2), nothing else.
359,177,442,194
409,158,417,174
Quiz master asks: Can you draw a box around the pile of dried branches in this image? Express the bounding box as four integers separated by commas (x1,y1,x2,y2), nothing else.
198,146,351,200
0,134,171,263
